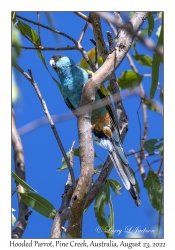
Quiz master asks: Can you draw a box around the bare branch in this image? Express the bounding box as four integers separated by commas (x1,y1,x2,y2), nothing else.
12,45,77,51
16,14,77,45
16,14,96,72
96,12,163,56
15,65,76,189
157,157,163,174
50,141,75,238
130,149,146,183
85,155,113,208
74,12,90,23
89,13,128,139
12,107,28,238
78,21,89,44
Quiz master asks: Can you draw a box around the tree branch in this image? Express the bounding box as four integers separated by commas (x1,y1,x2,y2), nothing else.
14,65,76,189
12,107,28,238
97,12,162,56
12,45,77,51
50,141,75,238
16,14,96,72
130,149,146,183
74,12,90,23
90,12,128,140
66,12,148,238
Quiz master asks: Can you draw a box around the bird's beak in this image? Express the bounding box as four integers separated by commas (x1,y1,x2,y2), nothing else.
50,58,56,68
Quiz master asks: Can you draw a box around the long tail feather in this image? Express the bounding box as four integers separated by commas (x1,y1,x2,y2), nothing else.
109,139,141,206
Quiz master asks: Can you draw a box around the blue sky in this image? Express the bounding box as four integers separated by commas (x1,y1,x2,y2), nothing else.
12,12,163,238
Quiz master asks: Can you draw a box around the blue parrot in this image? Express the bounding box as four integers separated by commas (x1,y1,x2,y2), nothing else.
50,55,141,206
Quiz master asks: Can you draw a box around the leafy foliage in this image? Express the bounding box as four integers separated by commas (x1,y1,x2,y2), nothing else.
19,192,56,219
12,171,37,192
117,70,143,90
144,139,163,156
145,171,163,214
94,181,114,238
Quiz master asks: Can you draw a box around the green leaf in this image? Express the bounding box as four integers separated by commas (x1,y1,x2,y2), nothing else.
19,192,56,219
132,54,152,67
117,70,143,90
94,182,114,238
141,97,161,113
158,22,163,46
148,13,154,37
12,12,16,24
144,139,163,155
12,25,21,58
145,171,163,213
57,152,70,171
94,165,103,174
150,53,161,99
150,24,163,99
104,181,110,204
129,12,135,18
108,179,121,195
12,171,37,192
74,147,99,160
108,199,114,239
74,148,80,156
17,21,40,45
16,20,62,92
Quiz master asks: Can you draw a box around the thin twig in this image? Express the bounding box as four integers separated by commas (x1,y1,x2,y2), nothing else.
16,14,97,72
12,45,77,51
157,157,163,174
12,107,28,238
126,53,148,161
130,149,146,183
16,14,77,45
74,12,90,22
29,69,76,189
127,149,142,156
15,65,76,189
78,22,88,43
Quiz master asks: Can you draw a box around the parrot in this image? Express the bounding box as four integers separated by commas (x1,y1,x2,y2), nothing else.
50,54,141,206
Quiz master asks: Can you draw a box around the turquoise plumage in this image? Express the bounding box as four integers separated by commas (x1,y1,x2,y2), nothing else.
50,54,141,206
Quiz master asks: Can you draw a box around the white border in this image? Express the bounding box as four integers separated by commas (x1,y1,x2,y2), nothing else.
1,1,174,248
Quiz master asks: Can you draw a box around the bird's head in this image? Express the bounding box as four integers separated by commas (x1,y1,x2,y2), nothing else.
50,55,75,71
